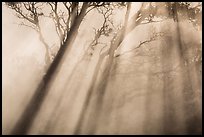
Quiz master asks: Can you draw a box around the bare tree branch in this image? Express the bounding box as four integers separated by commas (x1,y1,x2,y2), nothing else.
115,32,165,57
18,22,38,31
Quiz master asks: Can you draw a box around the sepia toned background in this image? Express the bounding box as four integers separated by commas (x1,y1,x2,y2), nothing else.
2,2,202,135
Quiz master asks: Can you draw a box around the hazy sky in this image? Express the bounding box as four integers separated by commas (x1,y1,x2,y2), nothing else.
2,2,141,64
2,3,202,135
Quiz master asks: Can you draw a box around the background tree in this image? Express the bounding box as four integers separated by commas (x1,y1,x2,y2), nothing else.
6,2,52,65
7,2,126,135
4,2,201,135
5,2,121,66
73,2,202,134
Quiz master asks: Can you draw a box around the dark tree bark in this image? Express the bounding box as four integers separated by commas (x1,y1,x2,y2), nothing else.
10,2,89,135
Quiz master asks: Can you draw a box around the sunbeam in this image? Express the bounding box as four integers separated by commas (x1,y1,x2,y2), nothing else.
2,2,202,135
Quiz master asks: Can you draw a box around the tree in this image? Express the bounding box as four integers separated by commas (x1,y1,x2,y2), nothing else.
73,2,202,134
6,2,52,65
8,2,126,135
5,2,118,66
6,2,201,134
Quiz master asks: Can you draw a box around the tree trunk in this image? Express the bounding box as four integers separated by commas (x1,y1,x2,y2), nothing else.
173,4,202,134
38,26,51,67
39,35,51,67
10,2,89,135
74,49,109,134
74,3,132,134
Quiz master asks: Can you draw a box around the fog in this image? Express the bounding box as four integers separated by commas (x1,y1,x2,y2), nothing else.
2,2,202,135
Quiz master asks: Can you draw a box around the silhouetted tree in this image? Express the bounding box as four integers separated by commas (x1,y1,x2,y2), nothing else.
5,2,124,66
7,2,126,135
5,2,201,135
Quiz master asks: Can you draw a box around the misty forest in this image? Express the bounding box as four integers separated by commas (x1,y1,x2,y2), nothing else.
2,2,202,135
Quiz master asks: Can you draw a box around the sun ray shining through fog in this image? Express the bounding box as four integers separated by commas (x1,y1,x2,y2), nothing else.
2,2,202,135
